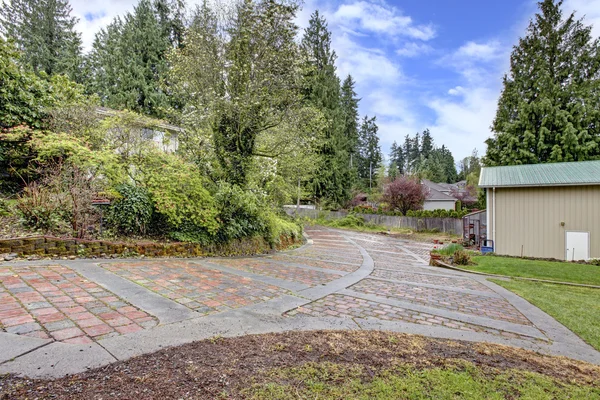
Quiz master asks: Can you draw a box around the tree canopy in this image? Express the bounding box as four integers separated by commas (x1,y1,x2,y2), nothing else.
485,0,600,166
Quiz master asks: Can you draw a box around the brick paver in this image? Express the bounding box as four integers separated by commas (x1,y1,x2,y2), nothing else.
287,249,363,265
287,294,527,340
0,265,157,343
351,278,531,325
371,269,495,293
266,254,360,273
103,261,288,315
207,258,341,286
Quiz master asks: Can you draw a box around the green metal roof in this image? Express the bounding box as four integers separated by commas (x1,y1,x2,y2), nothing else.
479,160,600,188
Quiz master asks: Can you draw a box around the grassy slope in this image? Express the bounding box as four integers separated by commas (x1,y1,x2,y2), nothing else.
244,361,600,399
464,256,600,286
492,279,600,351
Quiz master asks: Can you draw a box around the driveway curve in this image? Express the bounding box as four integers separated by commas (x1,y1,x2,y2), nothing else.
1,226,599,378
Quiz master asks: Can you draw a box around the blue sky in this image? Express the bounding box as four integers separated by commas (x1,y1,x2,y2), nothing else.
70,0,600,161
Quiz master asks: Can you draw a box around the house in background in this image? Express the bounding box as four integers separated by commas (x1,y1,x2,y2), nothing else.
95,107,181,153
421,179,457,211
479,160,600,261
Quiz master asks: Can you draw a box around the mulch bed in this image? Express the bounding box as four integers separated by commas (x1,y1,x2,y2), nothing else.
1,330,599,399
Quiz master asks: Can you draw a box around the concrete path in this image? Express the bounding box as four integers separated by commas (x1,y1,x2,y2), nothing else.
1,226,599,378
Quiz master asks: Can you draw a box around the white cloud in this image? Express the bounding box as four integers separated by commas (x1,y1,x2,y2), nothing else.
454,41,502,61
332,1,435,40
396,42,433,57
334,33,402,84
70,0,137,51
428,87,499,161
565,0,600,38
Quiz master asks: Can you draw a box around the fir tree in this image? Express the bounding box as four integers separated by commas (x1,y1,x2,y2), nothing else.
87,0,181,117
485,0,600,165
357,115,382,189
301,11,350,205
403,134,412,173
340,74,360,181
389,141,405,176
421,129,433,159
0,0,83,81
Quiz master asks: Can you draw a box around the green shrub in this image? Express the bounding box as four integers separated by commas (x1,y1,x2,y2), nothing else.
16,182,72,233
140,152,220,241
589,259,600,266
0,198,12,216
265,213,302,246
453,250,472,265
432,243,464,256
214,182,268,242
330,213,365,229
107,184,153,235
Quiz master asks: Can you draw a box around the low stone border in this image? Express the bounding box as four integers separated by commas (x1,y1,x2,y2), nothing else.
0,234,302,259
433,259,600,290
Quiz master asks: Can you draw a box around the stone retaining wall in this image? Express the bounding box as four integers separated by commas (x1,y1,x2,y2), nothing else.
0,234,301,258
288,208,463,236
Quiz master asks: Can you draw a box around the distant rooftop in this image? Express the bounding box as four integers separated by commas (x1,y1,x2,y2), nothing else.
479,160,600,188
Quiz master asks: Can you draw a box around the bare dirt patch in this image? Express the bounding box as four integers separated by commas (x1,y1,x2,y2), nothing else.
1,330,599,399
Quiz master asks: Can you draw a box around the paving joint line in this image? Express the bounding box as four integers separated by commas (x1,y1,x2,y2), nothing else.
337,288,546,340
0,340,53,366
365,276,502,298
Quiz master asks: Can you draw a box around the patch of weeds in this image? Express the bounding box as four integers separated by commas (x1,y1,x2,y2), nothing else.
242,361,600,399
272,343,287,352
209,335,223,344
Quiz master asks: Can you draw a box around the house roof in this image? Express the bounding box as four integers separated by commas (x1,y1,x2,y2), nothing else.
422,179,449,192
426,187,457,201
479,160,600,188
95,107,184,133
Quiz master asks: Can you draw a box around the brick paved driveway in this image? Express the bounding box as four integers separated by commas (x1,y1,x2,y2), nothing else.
0,226,554,349
0,265,156,343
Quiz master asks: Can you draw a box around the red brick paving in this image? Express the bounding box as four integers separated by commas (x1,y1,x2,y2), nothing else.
266,254,360,273
103,261,288,315
207,258,341,286
0,265,158,344
351,278,531,325
287,294,528,341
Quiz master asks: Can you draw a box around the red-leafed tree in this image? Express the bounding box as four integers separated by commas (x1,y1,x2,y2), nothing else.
450,185,478,207
382,176,427,215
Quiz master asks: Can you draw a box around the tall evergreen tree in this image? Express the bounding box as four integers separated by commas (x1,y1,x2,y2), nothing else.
301,11,349,205
485,0,600,166
88,0,181,117
0,0,83,81
340,74,360,180
389,141,405,176
357,116,382,189
402,134,412,173
410,131,421,172
420,129,433,159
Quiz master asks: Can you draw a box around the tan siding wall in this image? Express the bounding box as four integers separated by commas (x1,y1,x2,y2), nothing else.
488,186,600,260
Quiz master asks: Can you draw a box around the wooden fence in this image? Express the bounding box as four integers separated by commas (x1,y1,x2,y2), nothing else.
286,208,463,236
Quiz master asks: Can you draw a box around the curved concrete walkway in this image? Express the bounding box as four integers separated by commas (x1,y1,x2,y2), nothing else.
1,226,599,378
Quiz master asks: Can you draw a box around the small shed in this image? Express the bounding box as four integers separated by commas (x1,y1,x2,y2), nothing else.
479,161,600,261
462,210,487,247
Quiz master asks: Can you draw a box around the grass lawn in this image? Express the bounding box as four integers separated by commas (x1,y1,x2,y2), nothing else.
245,361,599,399
465,256,600,286
492,279,600,351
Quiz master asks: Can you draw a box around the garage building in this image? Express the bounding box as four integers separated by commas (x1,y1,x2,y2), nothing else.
479,160,600,261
